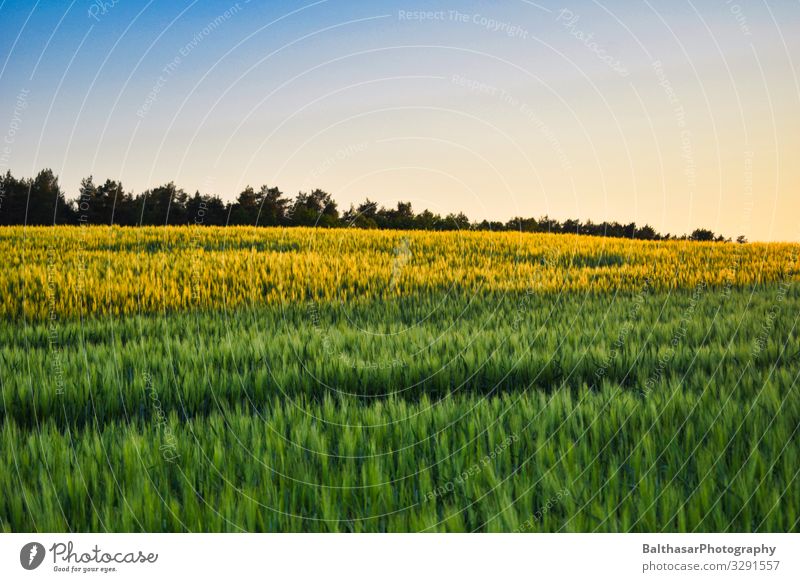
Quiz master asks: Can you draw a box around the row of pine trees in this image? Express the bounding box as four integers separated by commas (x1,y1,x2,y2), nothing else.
0,169,736,241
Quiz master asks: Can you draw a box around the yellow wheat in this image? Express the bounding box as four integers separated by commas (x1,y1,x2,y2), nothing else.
2,226,797,320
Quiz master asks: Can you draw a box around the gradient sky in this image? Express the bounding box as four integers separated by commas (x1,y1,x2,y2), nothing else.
0,0,798,240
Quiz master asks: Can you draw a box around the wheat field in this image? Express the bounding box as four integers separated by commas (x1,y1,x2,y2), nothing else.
1,226,798,531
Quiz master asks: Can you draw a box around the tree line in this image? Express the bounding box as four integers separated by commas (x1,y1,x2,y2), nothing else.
0,169,742,242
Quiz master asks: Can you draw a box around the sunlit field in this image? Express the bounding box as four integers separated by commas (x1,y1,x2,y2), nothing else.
1,226,798,531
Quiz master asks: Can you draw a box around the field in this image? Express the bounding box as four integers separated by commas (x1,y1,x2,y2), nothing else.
1,226,799,532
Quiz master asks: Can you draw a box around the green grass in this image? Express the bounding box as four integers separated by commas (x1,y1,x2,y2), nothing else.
1,285,798,531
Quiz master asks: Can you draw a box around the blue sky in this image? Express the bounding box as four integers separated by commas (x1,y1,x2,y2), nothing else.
1,0,798,240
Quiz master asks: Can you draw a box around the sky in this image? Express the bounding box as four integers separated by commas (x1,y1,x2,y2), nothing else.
0,0,798,241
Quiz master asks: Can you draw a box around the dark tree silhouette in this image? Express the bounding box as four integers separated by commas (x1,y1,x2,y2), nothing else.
0,169,76,225
691,228,716,242
0,169,733,242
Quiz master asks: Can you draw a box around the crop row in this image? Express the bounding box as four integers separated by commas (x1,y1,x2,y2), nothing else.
2,286,797,429
2,375,797,532
1,226,797,320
